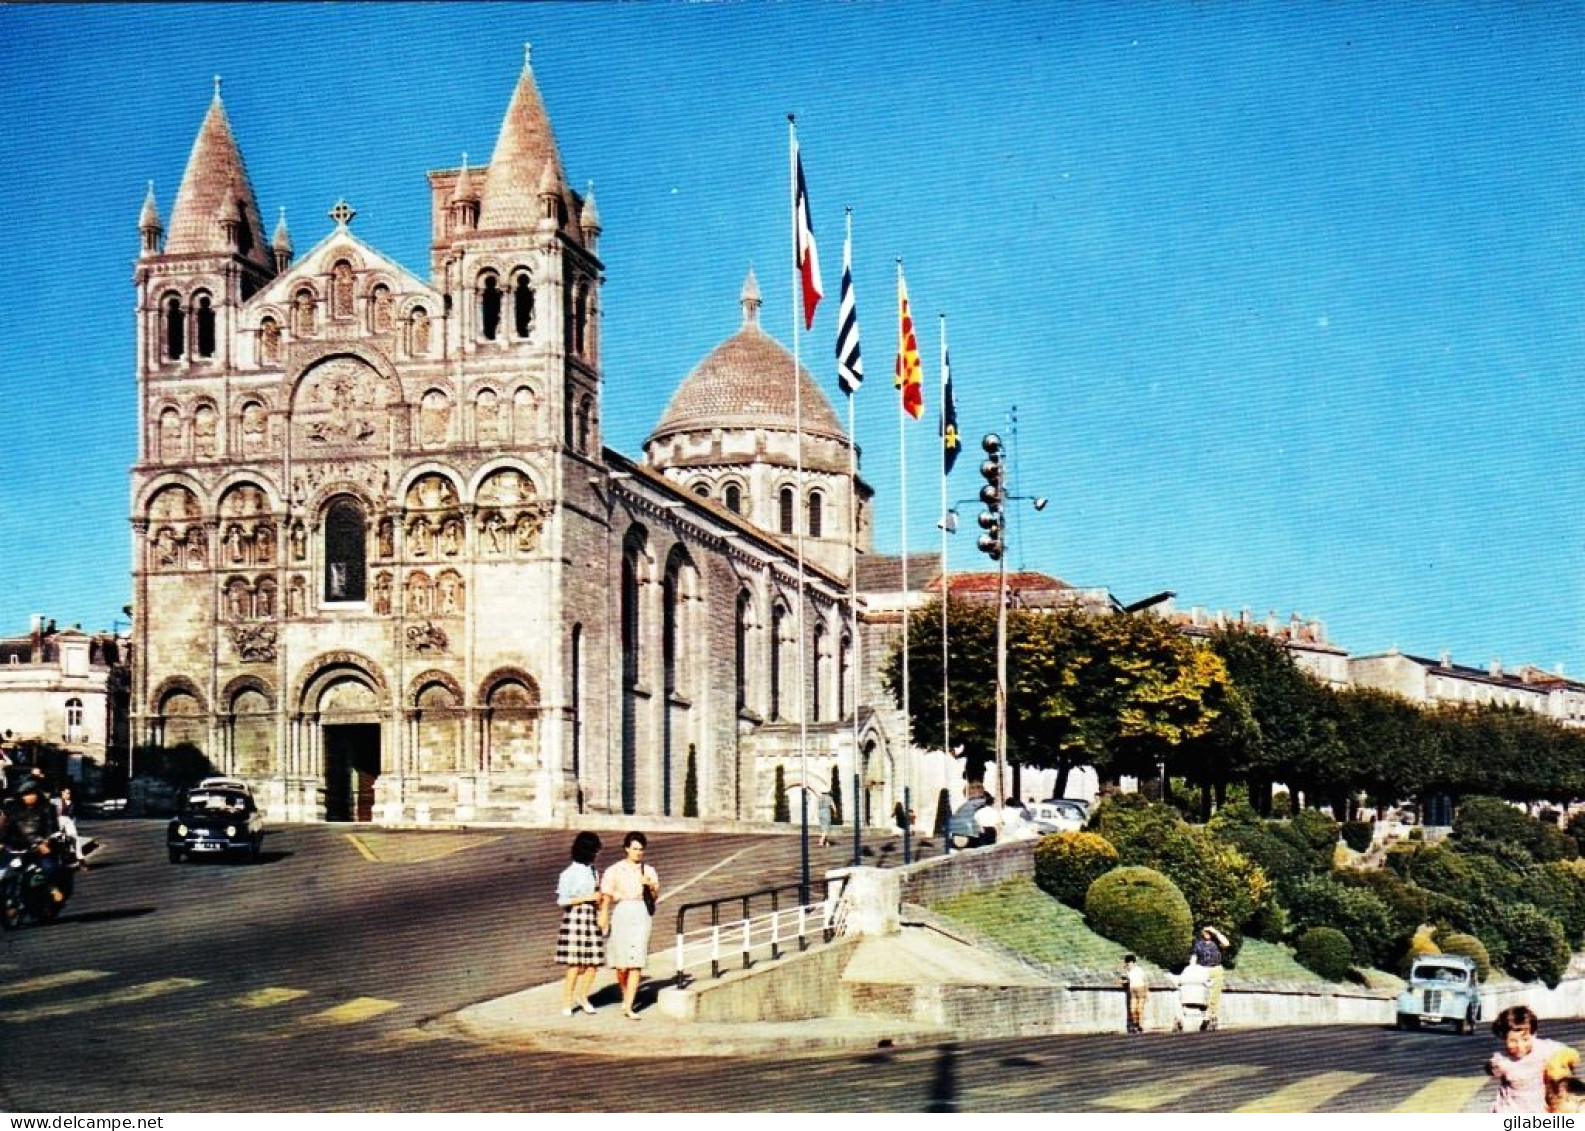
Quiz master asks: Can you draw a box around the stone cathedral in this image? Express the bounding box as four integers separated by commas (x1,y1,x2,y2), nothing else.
129,49,922,825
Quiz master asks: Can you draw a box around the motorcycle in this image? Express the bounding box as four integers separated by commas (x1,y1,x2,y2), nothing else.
0,834,77,930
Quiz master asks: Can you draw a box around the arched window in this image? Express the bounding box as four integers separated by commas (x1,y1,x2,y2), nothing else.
479,273,502,341
769,604,785,721
662,569,678,695
691,483,709,499
812,622,827,721
64,698,84,743
779,487,795,536
724,483,742,515
323,497,367,602
259,316,280,365
621,553,640,690
370,284,394,333
164,296,185,360
195,295,216,358
735,592,750,712
571,281,589,355
838,633,852,718
807,490,824,539
294,289,317,336
512,271,534,338
576,395,592,453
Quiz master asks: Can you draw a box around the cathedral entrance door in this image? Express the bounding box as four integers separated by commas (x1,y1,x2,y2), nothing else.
324,723,380,822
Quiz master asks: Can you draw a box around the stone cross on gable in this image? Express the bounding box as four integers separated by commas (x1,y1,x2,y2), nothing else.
329,199,357,228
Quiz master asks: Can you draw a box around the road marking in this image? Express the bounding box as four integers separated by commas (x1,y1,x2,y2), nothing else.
232,987,310,1009
1395,1075,1489,1113
345,832,502,863
1234,1070,1372,1113
0,969,113,998
964,1058,1154,1104
305,996,401,1025
8,978,204,1023
1098,1063,1261,1111
664,843,764,905
346,833,379,862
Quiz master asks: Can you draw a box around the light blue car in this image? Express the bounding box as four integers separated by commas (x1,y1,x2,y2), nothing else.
1395,954,1481,1034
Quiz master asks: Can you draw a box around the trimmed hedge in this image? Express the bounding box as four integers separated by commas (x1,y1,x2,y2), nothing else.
1084,866,1194,970
1488,903,1570,988
1034,831,1119,908
1294,926,1354,981
1283,875,1398,968
1435,931,1492,984
1341,821,1373,853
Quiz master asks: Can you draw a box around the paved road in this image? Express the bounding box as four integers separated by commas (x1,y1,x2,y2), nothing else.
0,819,1561,1112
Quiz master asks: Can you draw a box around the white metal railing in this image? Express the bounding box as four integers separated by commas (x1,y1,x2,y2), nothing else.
672,877,852,984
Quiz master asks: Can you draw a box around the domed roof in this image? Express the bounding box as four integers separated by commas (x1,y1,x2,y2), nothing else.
649,272,848,445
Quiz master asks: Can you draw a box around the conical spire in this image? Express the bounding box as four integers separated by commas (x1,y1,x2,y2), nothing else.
271,206,291,253
478,43,570,233
740,268,762,327
451,152,475,203
139,181,162,232
139,181,163,257
165,77,269,266
579,180,601,231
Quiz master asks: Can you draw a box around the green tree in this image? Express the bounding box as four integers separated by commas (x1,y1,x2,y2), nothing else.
882,604,1232,797
772,764,789,823
683,744,698,818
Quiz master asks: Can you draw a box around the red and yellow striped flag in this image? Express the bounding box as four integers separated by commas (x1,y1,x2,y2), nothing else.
895,268,924,420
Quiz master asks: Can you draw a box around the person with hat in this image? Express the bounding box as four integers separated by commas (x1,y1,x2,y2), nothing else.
1189,925,1229,1030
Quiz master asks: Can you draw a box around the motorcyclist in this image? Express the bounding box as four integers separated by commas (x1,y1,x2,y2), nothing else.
1,778,65,904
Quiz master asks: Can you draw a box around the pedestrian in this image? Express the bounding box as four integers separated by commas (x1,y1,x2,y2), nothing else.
1170,954,1211,1032
554,831,604,1017
599,830,660,1020
1120,954,1148,1034
1190,925,1228,1030
816,792,833,847
1487,1005,1574,1113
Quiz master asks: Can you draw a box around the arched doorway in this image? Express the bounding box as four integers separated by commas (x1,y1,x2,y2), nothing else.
315,674,383,822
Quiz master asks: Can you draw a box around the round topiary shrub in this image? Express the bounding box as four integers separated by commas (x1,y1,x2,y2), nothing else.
1396,925,1440,977
1341,821,1373,853
1283,875,1398,969
1294,926,1354,981
1492,903,1570,988
1084,866,1194,970
1435,930,1491,983
1034,831,1119,908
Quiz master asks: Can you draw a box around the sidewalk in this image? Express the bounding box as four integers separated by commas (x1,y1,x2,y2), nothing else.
440,941,952,1059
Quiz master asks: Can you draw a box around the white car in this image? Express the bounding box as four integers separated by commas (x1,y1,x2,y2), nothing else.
1026,800,1088,835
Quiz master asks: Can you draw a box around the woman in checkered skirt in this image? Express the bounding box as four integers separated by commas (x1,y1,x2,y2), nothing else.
555,831,604,1015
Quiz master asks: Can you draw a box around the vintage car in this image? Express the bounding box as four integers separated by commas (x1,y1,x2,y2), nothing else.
167,785,265,863
1395,954,1481,1034
1027,800,1088,835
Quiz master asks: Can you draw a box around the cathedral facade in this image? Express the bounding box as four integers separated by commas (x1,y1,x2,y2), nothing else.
129,51,917,826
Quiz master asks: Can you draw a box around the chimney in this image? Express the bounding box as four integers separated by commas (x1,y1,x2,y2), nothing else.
1439,649,1451,668
1489,658,1502,678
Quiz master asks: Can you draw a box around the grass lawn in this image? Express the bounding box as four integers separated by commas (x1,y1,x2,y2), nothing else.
929,877,1338,985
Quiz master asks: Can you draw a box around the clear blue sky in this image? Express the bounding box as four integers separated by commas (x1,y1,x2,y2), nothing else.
1,3,1581,675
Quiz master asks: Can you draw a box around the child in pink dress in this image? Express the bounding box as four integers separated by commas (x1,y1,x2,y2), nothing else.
1488,1005,1575,1113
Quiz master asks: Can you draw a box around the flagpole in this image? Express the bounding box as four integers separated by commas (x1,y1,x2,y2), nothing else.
939,313,951,855
838,206,865,868
789,114,810,904
896,257,913,866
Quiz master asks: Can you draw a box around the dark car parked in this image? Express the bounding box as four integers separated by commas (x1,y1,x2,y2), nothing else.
167,786,264,863
947,797,993,849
